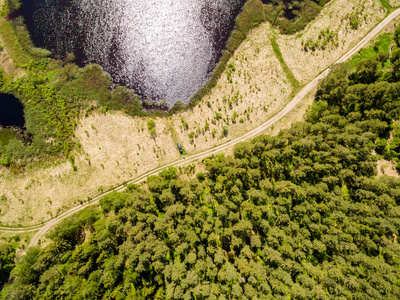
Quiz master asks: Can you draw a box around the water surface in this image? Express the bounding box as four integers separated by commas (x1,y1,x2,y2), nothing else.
21,0,246,106
0,94,25,128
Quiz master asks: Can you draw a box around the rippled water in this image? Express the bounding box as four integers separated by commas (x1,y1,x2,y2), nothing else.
22,0,245,106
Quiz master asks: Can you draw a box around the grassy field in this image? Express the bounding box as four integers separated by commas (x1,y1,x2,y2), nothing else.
350,32,393,66
0,0,396,226
276,0,387,85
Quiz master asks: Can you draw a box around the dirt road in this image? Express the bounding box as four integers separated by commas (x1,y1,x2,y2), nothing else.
3,7,400,248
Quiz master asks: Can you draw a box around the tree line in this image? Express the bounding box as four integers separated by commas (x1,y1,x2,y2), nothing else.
2,27,400,299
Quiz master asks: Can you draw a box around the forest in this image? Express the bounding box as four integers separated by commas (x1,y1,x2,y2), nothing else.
1,25,400,299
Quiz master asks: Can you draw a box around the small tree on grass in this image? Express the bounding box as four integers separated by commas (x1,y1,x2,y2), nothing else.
222,126,228,137
147,120,156,138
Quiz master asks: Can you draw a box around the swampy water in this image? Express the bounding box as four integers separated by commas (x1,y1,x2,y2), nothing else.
0,94,25,128
20,0,246,107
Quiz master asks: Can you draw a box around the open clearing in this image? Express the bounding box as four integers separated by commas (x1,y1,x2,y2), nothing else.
170,22,292,152
377,159,400,177
0,34,20,76
267,87,317,137
277,0,387,84
389,0,400,7
0,48,17,75
0,0,396,226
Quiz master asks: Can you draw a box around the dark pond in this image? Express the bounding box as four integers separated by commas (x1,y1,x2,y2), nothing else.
19,0,246,107
0,94,25,128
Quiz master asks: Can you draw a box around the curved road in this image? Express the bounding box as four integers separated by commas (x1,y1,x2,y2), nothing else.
2,8,400,248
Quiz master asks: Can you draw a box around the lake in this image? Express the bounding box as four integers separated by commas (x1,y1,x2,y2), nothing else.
20,0,246,107
0,94,25,128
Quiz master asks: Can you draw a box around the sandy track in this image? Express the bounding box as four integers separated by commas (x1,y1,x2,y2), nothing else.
2,8,400,248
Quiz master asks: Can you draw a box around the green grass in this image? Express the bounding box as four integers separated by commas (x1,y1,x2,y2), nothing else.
11,17,51,60
0,19,31,67
270,33,300,91
0,129,16,146
349,33,393,68
0,1,50,67
379,0,393,11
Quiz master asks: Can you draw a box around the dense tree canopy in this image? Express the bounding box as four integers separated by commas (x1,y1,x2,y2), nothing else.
3,13,400,300
0,243,15,288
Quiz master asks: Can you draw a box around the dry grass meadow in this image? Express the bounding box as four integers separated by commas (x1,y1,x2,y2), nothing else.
0,49,17,75
0,35,19,76
377,159,400,177
389,0,400,7
277,0,387,85
0,0,397,225
170,22,292,153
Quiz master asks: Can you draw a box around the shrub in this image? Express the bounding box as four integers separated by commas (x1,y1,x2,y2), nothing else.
222,126,228,137
196,172,205,181
101,86,144,116
60,64,111,101
147,119,156,138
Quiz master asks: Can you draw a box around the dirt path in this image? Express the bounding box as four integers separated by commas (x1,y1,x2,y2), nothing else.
3,7,400,248
0,227,40,233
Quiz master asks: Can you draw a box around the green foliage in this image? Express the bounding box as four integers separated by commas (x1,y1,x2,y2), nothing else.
10,17,51,59
0,17,31,67
4,41,400,299
1,69,79,162
1,246,40,299
379,0,392,11
4,0,22,14
264,0,330,35
160,167,178,182
60,64,112,102
147,119,156,138
303,28,339,51
103,86,142,117
0,129,16,146
222,125,228,137
271,34,300,90
395,25,400,47
0,243,15,287
350,33,392,68
196,172,205,181
385,124,400,165
344,5,365,30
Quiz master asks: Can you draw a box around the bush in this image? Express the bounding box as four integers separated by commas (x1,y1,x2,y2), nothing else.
276,1,323,35
60,64,111,101
5,0,22,14
222,126,228,137
106,86,142,116
147,119,156,138
11,17,51,59
395,25,400,47
196,172,205,181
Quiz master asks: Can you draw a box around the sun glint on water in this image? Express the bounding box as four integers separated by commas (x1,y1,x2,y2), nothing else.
24,0,245,107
